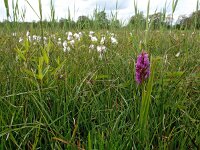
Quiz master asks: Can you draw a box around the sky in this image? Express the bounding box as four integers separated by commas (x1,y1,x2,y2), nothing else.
0,0,198,24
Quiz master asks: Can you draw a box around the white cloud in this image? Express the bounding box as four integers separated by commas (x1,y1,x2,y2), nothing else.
0,0,198,23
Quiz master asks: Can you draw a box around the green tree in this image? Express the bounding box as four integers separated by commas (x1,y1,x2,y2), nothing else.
128,11,146,29
109,19,121,28
149,12,167,29
176,10,200,29
76,15,92,29
94,9,109,29
59,18,75,29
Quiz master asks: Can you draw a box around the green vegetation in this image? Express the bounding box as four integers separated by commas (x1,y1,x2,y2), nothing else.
0,0,200,149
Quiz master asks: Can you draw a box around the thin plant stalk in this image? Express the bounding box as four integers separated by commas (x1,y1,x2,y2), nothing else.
139,56,156,147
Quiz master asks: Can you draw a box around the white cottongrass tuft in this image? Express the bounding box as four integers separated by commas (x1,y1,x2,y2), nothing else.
91,36,98,42
37,36,42,42
26,31,30,37
32,35,37,41
66,46,71,52
57,38,62,45
67,32,73,41
89,31,95,35
63,46,71,52
89,44,95,53
28,36,32,42
70,40,75,47
50,34,56,40
110,36,118,45
43,37,47,41
63,40,71,52
175,52,180,57
97,45,106,53
12,32,17,36
63,40,67,48
89,44,95,50
100,36,106,45
19,37,23,43
97,45,107,60
74,33,81,41
67,32,73,36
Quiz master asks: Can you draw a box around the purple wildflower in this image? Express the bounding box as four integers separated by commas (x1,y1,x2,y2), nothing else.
135,50,150,84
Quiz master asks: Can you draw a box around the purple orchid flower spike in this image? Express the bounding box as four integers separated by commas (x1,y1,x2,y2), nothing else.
135,50,150,84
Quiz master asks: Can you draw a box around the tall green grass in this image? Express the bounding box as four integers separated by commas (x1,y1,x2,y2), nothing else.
1,0,200,149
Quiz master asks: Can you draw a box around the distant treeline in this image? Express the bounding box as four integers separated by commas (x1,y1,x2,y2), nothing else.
1,10,200,30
